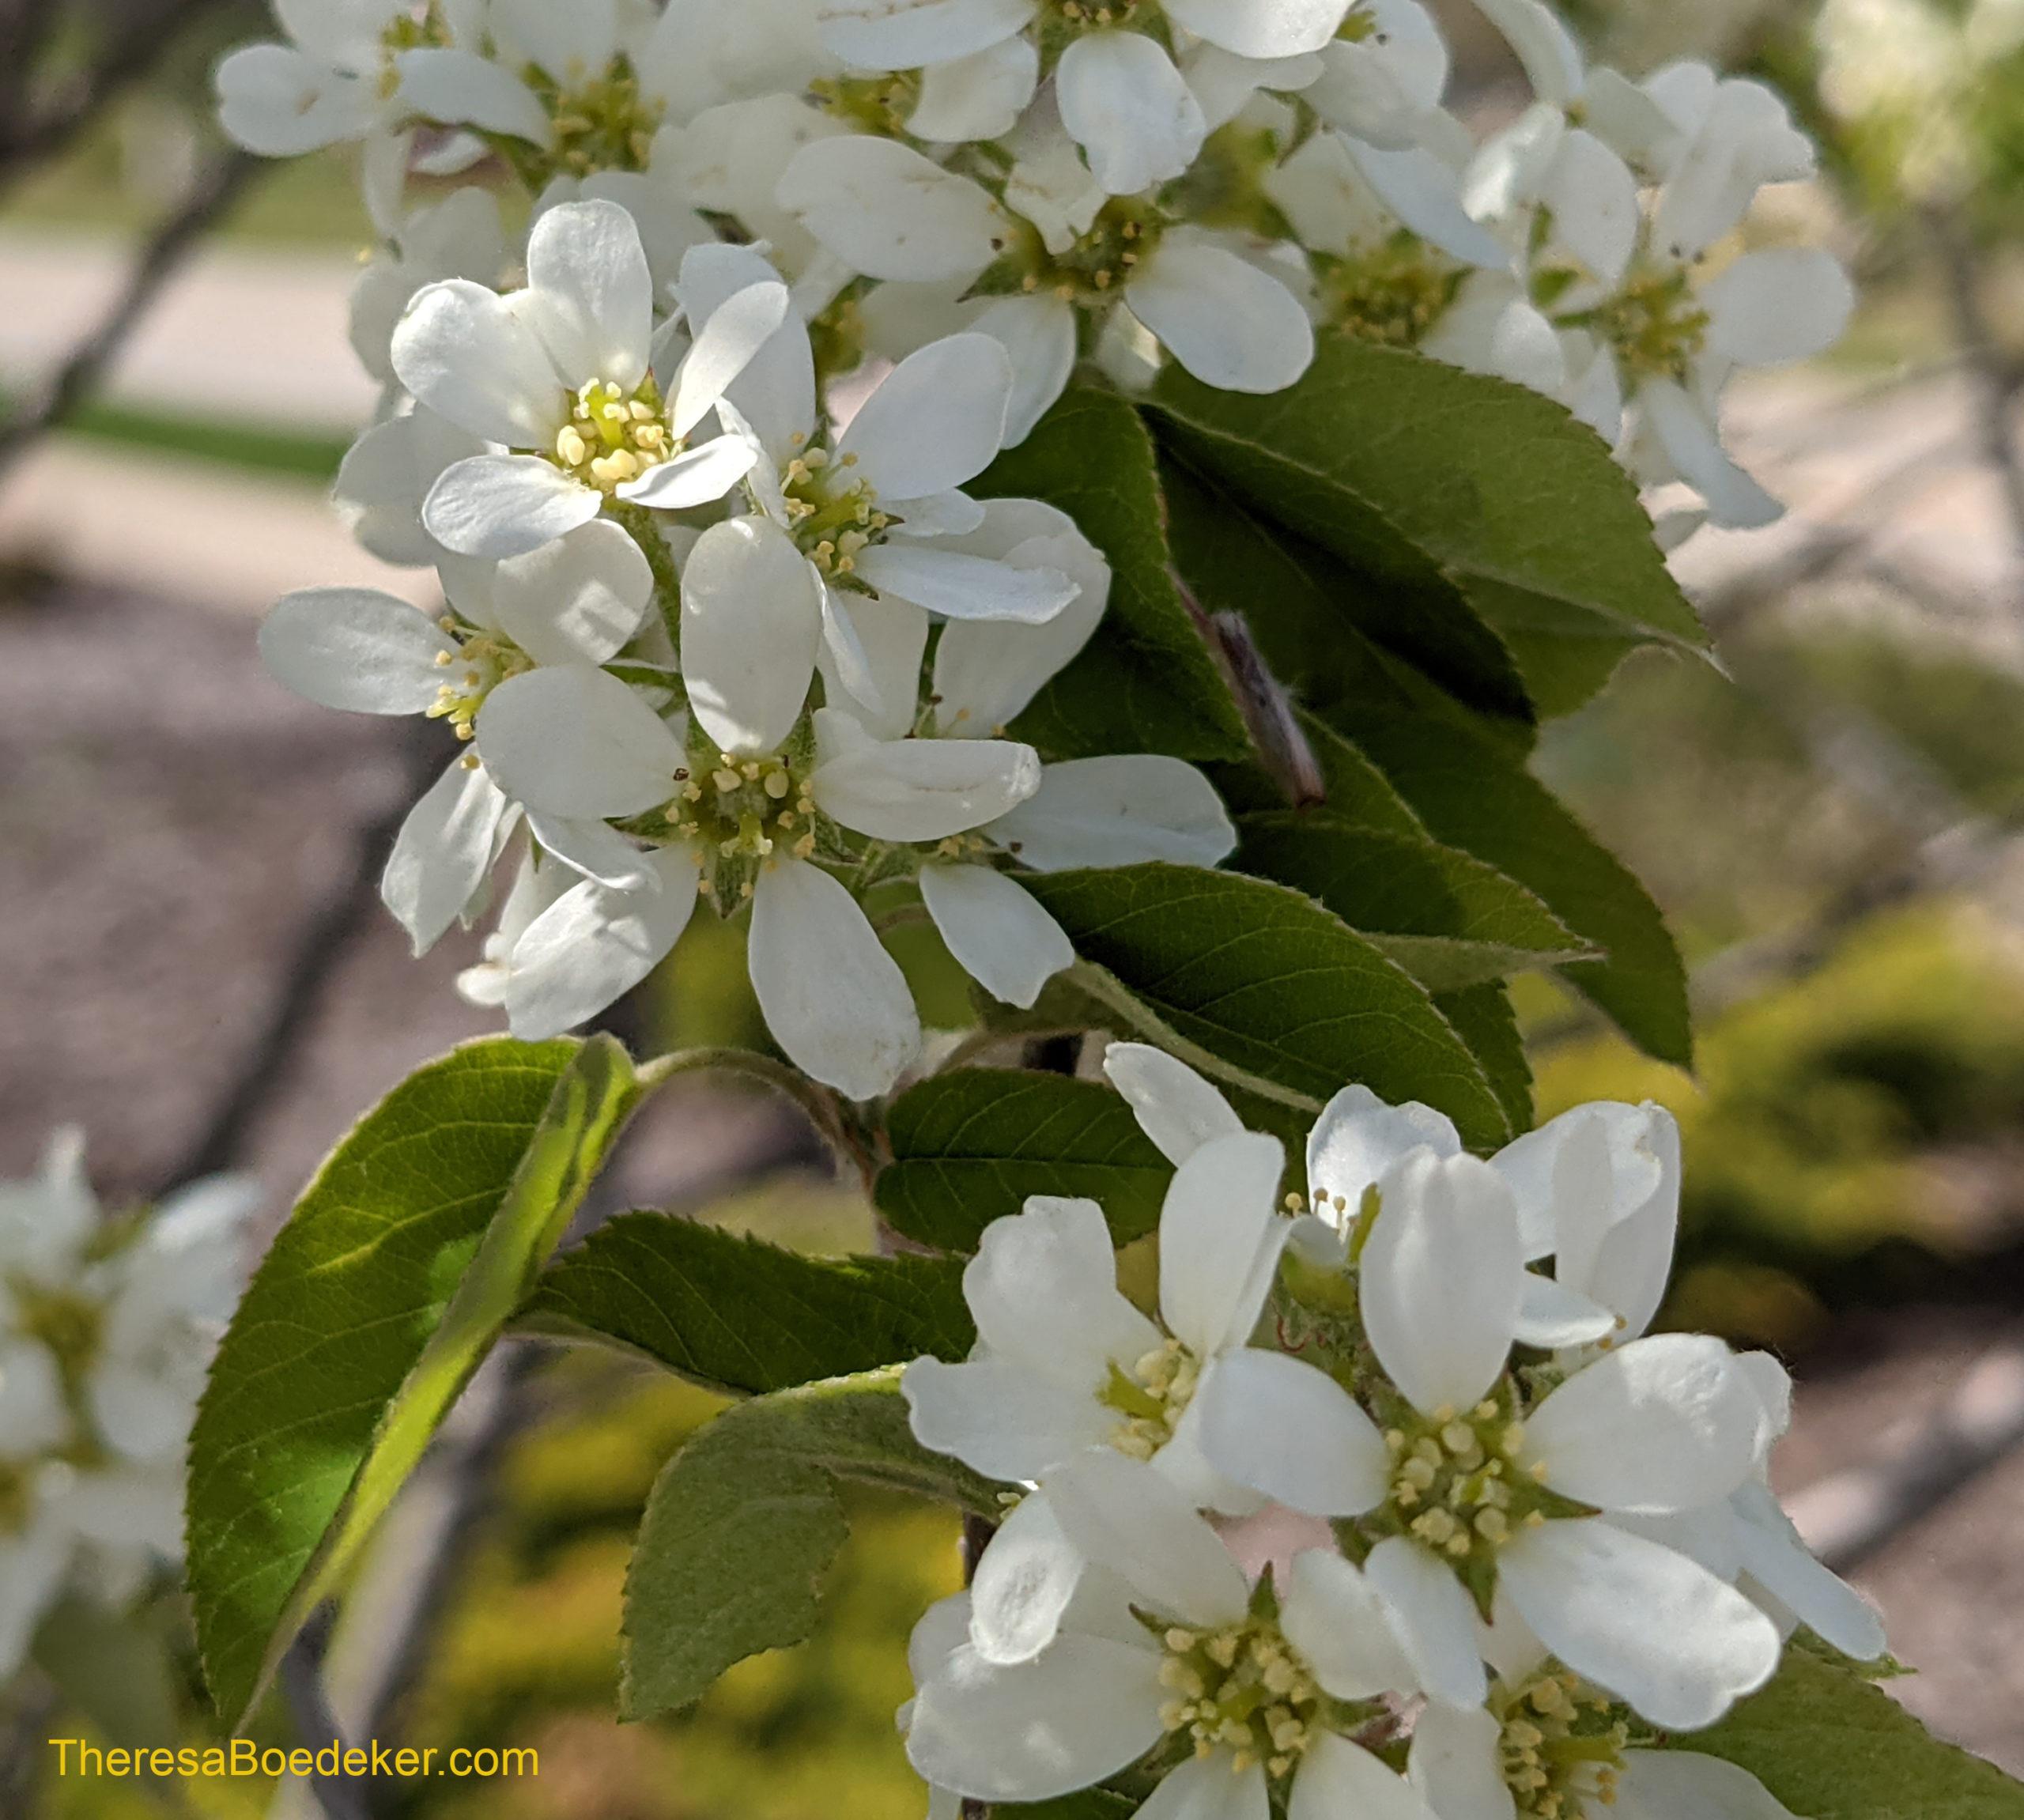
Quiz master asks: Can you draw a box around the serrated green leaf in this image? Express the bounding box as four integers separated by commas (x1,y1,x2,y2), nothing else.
1676,1645,2024,1819
973,386,1248,762
621,1367,1003,1718
1157,415,1534,727
1152,338,1704,719
1432,983,1533,1133
877,1070,1171,1252
1234,817,1594,991
187,1035,644,1724
1019,864,1509,1146
1331,695,1692,1068
1207,714,1425,836
519,1210,974,1392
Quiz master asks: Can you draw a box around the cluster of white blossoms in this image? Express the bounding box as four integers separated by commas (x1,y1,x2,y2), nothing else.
220,0,1851,544
0,1133,255,1677
899,1048,1886,1820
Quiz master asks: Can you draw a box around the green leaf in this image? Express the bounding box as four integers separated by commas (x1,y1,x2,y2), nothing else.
1677,1645,2024,1819
1019,864,1510,1146
1432,983,1534,1134
187,1034,645,1724
622,1367,1003,1717
975,386,1248,762
1332,694,1692,1068
1157,417,1533,728
519,1210,974,1393
1207,714,1425,838
1152,338,1705,719
877,1070,1172,1252
1233,817,1594,991
997,1793,1143,1820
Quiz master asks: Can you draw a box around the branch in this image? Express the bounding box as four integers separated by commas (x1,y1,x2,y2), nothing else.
0,145,261,481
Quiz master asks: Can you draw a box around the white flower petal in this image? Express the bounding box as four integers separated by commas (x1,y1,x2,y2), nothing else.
1163,0,1349,59
816,591,929,742
750,857,920,1098
969,1488,1086,1666
1540,130,1641,290
1497,1519,1780,1729
525,811,657,892
1342,138,1511,268
1469,0,1583,104
1057,33,1206,197
1362,1535,1487,1709
395,47,549,141
890,489,990,537
1102,1041,1242,1165
615,433,762,510
921,864,1074,1009
519,199,653,391
1361,1152,1522,1415
1158,1131,1289,1358
969,295,1078,444
681,516,826,756
392,278,565,448
1305,1085,1460,1217
931,535,1108,734
910,35,1040,142
1527,1335,1763,1515
1728,1481,1886,1661
491,0,618,85
986,756,1236,872
1044,1450,1252,1626
1512,1273,1621,1348
855,544,1076,624
810,712,1042,842
903,1355,1116,1481
839,333,1014,499
905,1631,1164,1803
1639,378,1782,530
821,0,1035,70
1127,235,1314,393
965,1194,1161,1381
259,587,456,713
217,44,377,156
332,409,485,568
1407,1702,1516,1820
382,757,510,953
1290,1732,1437,1820
1145,1751,1271,1820
670,278,793,438
674,240,819,463
1702,248,1855,368
504,848,701,1039
1282,1550,1421,1700
475,665,685,817
485,518,652,666
1613,1752,1799,1820
779,135,1008,282
423,454,602,560
1196,1346,1389,1516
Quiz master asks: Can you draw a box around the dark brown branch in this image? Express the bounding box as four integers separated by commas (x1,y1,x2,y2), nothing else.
0,145,260,481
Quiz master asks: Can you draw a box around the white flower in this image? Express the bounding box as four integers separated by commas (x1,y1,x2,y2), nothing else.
391,202,788,559
906,1448,1441,1818
350,187,510,387
0,1132,255,1678
778,131,1316,402
215,0,454,157
331,406,488,569
675,245,1082,728
1407,1610,1803,1820
469,664,1042,1093
818,0,1350,191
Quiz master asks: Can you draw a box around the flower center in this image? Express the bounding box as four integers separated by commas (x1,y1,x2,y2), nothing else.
527,56,665,176
553,375,678,493
1493,1667,1633,1820
377,6,453,97
1018,198,1164,308
1319,239,1465,347
811,71,923,138
779,444,889,579
1557,266,1710,383
1157,1618,1321,1781
659,747,818,906
1378,1395,1546,1566
1100,1338,1199,1460
428,625,533,741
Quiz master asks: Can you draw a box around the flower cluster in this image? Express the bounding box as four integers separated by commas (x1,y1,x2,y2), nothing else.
221,0,1848,536
898,1049,1885,1820
0,1133,255,1678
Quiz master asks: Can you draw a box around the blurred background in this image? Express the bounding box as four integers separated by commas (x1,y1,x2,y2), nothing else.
6,0,2024,1813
